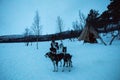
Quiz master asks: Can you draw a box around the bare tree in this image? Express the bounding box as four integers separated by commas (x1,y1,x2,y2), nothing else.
72,20,80,30
79,10,86,29
57,16,64,33
32,11,42,49
56,16,64,42
72,11,86,31
24,28,30,46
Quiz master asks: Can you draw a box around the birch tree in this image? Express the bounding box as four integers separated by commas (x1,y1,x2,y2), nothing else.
56,16,64,42
32,11,42,49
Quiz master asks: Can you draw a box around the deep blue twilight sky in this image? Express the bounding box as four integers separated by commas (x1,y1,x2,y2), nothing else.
0,0,110,35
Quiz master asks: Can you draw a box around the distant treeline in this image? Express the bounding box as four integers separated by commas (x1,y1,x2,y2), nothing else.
0,30,81,43
0,25,120,43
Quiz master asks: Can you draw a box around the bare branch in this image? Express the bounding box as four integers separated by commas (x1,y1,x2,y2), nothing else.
56,16,64,33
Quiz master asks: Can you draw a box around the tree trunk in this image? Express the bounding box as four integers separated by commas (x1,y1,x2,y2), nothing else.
36,35,39,49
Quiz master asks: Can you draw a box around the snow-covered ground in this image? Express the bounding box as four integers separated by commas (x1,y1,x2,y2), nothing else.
0,38,120,80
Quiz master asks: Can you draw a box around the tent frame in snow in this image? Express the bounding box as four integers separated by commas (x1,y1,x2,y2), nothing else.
78,25,106,45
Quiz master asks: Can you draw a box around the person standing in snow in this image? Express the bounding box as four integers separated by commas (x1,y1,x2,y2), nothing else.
55,42,59,53
50,40,57,54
